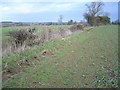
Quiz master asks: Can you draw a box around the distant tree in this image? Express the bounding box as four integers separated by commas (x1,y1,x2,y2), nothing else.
86,1,104,17
58,15,63,25
112,19,120,25
68,20,74,25
83,1,104,26
74,21,77,24
101,16,110,24
83,13,95,26
96,16,110,25
47,22,53,25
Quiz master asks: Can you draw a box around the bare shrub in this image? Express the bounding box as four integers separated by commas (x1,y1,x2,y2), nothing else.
59,28,66,37
7,29,36,47
70,24,84,32
40,29,46,42
48,29,52,40
26,27,36,34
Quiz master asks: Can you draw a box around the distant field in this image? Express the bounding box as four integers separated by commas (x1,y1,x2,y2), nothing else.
2,25,118,88
1,25,71,40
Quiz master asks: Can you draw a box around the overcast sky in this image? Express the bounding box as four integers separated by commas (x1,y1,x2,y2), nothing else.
0,0,118,22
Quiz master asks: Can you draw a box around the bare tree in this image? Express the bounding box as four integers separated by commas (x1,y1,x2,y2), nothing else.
58,15,63,25
86,1,104,17
84,1,104,26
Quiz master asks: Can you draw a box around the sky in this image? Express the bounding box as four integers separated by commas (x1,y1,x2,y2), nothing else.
0,0,118,22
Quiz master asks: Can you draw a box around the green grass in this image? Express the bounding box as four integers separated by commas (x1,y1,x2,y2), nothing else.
2,25,118,88
47,25,71,30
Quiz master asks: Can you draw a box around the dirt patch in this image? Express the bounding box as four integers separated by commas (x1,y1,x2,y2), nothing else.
41,50,53,56
108,72,116,77
86,28,93,32
29,56,40,61
2,67,22,82
29,80,40,88
4,67,21,75
19,62,31,66
3,56,38,83
84,27,94,33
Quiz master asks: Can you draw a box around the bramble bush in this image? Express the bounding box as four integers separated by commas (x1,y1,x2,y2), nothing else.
7,29,36,47
70,24,84,32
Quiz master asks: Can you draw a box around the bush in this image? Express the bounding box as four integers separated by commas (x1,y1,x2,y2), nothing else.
70,24,84,32
27,27,36,33
7,29,36,46
77,24,84,30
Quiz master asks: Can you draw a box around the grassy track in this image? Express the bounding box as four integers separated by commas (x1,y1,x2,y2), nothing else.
2,25,118,88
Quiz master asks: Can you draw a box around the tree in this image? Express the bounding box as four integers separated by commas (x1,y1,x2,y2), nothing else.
84,13,95,26
96,16,110,25
58,15,63,25
101,16,110,25
74,21,77,24
86,1,104,17
112,19,120,25
83,1,104,26
68,20,74,25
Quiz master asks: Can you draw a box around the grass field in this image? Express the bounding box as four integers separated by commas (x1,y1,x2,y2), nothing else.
2,25,118,88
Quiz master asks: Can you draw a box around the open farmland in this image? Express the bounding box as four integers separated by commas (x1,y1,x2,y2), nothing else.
2,25,118,88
